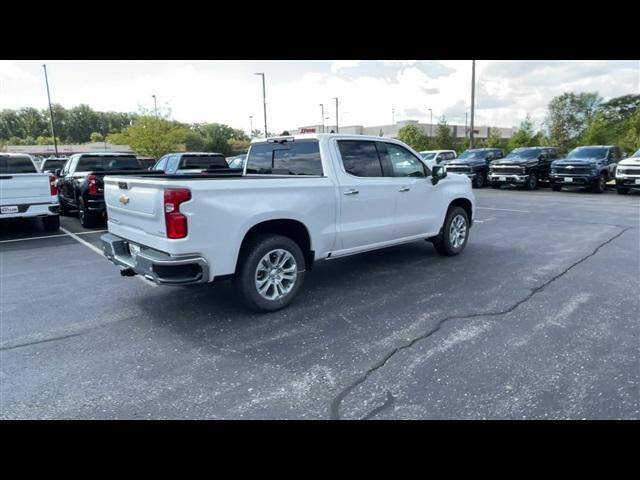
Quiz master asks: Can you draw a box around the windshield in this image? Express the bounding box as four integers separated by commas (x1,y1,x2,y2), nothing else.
76,156,141,172
505,149,540,160
0,156,37,174
632,149,640,158
420,152,436,160
457,150,487,160
567,147,607,159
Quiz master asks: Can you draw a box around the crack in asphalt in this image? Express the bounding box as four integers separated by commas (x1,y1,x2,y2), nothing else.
362,390,396,420
329,226,631,420
0,332,86,352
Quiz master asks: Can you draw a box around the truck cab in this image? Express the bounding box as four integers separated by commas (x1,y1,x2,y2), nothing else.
489,146,559,190
550,145,621,193
443,148,504,188
152,152,228,175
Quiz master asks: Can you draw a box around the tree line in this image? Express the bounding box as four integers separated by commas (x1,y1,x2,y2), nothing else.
398,93,640,155
0,104,251,158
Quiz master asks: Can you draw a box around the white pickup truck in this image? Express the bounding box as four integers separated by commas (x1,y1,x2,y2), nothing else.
0,153,60,231
101,134,475,311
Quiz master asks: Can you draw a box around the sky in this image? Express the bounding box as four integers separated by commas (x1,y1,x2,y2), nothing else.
1,60,638,134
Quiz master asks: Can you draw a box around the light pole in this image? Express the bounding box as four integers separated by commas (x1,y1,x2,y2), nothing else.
428,108,433,139
392,107,395,124
319,104,324,133
152,95,158,118
42,64,58,156
249,115,253,137
470,60,476,149
465,111,468,141
334,97,339,133
255,73,268,138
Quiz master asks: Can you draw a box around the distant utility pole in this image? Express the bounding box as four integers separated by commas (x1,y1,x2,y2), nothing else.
152,94,158,118
249,115,253,137
470,60,476,149
319,104,325,133
334,97,339,133
42,64,58,156
465,111,468,140
255,73,268,137
428,108,433,139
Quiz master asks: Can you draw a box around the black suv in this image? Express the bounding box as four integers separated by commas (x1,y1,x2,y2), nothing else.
488,146,559,190
549,145,621,193
443,148,505,188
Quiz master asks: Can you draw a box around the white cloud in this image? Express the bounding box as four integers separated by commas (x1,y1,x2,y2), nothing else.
0,61,37,81
330,60,361,73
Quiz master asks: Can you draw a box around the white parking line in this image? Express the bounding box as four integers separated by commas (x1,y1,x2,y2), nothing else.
476,207,531,213
0,229,107,244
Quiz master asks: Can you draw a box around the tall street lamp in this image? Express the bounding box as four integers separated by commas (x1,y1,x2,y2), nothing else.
334,97,339,133
42,64,58,156
470,60,476,148
428,108,433,139
152,94,158,118
255,73,268,138
249,115,253,137
319,104,324,133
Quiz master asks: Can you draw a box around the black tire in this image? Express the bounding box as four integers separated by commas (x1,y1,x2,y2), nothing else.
551,184,562,192
78,199,99,228
592,173,606,194
524,172,538,190
42,215,60,232
616,187,629,195
431,206,470,256
233,234,306,312
491,183,501,189
472,171,486,189
58,198,69,216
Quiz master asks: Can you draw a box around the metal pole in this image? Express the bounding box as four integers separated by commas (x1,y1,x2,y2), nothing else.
255,73,267,137
334,97,339,133
392,107,395,124
319,104,324,133
152,95,158,118
249,115,253,137
465,112,468,140
429,108,433,139
42,64,58,156
470,60,476,149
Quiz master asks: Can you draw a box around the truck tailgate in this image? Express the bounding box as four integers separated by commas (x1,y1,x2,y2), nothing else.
0,173,51,205
104,177,167,240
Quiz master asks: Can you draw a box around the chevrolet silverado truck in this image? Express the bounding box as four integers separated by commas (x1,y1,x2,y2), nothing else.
57,152,155,228
151,152,229,175
549,145,621,193
443,148,504,188
488,146,559,190
100,134,475,312
0,153,60,231
615,148,640,194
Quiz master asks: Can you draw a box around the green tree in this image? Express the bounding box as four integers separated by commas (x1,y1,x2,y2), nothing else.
90,132,105,142
455,137,470,154
107,116,190,159
433,119,454,150
507,115,539,150
546,92,602,153
486,127,505,148
397,124,429,151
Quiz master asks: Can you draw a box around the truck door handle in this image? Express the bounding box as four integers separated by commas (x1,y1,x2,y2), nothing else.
398,186,411,192
343,189,359,196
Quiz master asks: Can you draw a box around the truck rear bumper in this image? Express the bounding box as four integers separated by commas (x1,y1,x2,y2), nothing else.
0,202,59,219
100,233,210,285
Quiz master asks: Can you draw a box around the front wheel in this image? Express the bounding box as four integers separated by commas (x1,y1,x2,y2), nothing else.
524,172,538,190
431,207,470,256
592,173,606,193
472,172,486,189
234,234,306,312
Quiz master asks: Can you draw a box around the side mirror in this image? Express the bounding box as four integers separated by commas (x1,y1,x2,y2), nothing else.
431,165,447,185
54,169,62,177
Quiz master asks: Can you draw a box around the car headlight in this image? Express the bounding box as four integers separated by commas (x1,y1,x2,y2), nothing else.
616,168,624,177
591,168,598,175
551,168,557,174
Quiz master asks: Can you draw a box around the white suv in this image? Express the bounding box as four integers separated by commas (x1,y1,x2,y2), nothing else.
419,150,457,169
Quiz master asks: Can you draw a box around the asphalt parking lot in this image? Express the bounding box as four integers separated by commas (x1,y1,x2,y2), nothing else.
1,186,638,419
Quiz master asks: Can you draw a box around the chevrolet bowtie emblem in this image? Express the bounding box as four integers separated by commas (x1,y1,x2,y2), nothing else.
119,194,130,205
566,165,574,169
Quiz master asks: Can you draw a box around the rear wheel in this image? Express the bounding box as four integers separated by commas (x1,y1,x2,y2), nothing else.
430,207,470,256
592,173,606,193
42,215,60,232
58,198,69,216
616,186,629,195
524,172,538,190
78,199,99,228
234,234,306,312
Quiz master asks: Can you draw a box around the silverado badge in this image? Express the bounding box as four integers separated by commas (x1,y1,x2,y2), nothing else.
119,194,130,205
566,165,574,169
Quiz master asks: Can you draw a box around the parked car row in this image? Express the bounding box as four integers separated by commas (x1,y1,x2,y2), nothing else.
442,144,637,195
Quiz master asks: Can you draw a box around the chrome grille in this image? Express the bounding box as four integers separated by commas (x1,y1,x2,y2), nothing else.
556,166,591,175
490,166,523,175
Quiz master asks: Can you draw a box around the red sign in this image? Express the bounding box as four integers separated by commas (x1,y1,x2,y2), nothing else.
300,128,316,133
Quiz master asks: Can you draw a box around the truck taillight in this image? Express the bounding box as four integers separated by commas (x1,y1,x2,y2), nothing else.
49,174,58,196
164,188,191,239
87,174,98,195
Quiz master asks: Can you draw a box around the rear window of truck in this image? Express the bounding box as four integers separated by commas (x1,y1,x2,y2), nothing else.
246,140,323,175
180,155,227,170
76,156,141,172
0,156,37,174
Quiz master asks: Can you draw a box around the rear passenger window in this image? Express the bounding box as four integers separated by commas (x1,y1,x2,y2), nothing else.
337,141,383,177
246,140,323,175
